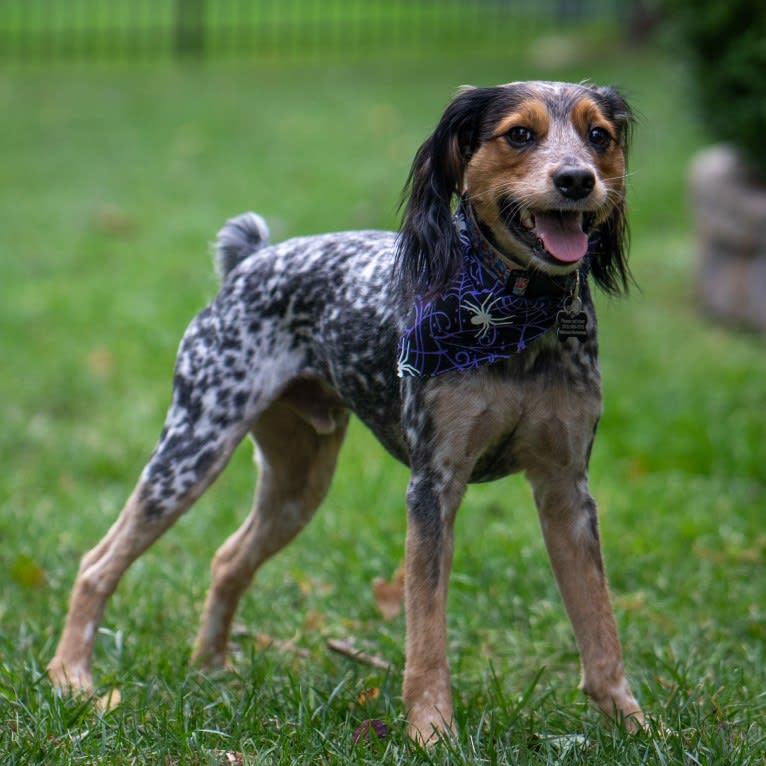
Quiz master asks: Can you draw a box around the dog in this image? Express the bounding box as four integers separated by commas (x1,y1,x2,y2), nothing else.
49,80,644,741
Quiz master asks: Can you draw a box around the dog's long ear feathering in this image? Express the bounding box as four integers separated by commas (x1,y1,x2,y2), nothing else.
588,85,635,296
396,86,503,298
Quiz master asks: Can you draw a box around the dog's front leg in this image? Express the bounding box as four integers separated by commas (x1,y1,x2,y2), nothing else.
400,377,498,742
402,467,461,743
529,472,644,730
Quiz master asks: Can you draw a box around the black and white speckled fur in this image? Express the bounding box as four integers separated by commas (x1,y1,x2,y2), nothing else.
49,81,644,742
141,227,408,515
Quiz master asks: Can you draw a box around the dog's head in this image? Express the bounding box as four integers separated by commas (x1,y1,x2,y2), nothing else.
397,81,633,297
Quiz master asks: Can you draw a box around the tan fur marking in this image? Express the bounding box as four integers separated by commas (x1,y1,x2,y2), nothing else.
571,97,626,194
467,99,553,221
465,100,558,260
464,140,530,237
492,99,551,140
403,520,456,742
571,98,615,143
532,478,644,731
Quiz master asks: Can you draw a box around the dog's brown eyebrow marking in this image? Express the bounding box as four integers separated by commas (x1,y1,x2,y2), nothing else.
571,97,616,142
569,94,626,185
492,99,550,140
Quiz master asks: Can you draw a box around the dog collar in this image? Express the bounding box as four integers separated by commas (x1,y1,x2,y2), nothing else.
460,197,578,298
397,200,585,378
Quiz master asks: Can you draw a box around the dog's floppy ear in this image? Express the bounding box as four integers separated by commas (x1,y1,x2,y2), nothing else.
588,86,635,295
396,86,502,298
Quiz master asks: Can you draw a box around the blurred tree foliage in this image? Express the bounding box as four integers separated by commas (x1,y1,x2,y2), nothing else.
663,0,766,177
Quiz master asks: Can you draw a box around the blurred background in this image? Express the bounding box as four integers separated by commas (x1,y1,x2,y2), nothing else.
1,1,765,761
0,1,654,60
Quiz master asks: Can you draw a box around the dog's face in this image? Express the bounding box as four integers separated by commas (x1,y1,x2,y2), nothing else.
398,81,633,296
464,82,628,275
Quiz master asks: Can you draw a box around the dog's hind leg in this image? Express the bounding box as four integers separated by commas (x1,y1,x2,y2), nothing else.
48,307,258,693
191,379,349,667
528,471,644,730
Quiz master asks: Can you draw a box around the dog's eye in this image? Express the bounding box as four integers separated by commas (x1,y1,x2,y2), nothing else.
588,126,612,150
506,126,535,147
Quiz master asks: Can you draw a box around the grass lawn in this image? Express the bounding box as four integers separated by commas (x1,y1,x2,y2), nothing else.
1,34,766,765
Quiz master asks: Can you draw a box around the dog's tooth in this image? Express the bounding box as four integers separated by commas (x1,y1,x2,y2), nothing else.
520,209,534,230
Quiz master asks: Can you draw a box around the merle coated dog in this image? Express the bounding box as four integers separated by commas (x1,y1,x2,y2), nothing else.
49,81,644,741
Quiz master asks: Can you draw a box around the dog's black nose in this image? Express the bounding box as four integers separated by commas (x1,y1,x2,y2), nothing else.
553,167,595,200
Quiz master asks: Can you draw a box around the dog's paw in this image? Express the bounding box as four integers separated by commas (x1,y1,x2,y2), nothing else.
48,657,121,713
584,676,645,733
189,643,229,671
47,656,95,695
626,709,648,734
406,704,455,745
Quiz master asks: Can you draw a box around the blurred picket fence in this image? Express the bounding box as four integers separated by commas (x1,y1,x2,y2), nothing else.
0,0,634,62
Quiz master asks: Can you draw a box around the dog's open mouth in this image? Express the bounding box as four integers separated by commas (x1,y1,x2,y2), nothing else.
503,203,595,265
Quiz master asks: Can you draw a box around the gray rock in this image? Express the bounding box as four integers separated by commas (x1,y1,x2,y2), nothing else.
691,144,766,330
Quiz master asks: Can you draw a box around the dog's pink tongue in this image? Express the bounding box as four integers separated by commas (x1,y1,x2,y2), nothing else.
535,212,588,263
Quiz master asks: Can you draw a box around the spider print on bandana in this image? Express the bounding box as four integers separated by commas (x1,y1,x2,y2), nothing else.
397,202,576,377
464,293,517,340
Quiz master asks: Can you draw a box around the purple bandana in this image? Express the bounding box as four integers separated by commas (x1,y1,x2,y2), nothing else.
397,202,579,377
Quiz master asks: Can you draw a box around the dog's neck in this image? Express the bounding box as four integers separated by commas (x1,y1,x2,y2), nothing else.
399,204,586,378
460,199,525,278
457,196,578,299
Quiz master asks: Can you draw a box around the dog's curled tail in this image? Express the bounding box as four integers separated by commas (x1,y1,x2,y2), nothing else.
215,212,270,280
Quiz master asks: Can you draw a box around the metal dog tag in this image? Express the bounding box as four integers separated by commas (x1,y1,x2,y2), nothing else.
557,296,588,342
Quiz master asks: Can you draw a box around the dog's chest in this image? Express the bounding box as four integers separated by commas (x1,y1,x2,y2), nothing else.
409,339,602,483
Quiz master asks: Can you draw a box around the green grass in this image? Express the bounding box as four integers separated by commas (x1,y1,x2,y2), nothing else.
2,37,766,764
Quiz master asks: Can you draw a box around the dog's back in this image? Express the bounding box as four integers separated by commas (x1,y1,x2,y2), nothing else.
213,219,406,457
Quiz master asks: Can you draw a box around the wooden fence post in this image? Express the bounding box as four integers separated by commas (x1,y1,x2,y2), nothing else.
176,0,206,57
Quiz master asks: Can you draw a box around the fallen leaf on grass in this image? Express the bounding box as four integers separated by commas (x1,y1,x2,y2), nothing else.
9,554,46,588
372,566,404,620
94,203,137,237
352,718,389,743
355,686,380,706
303,607,326,632
86,346,114,376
